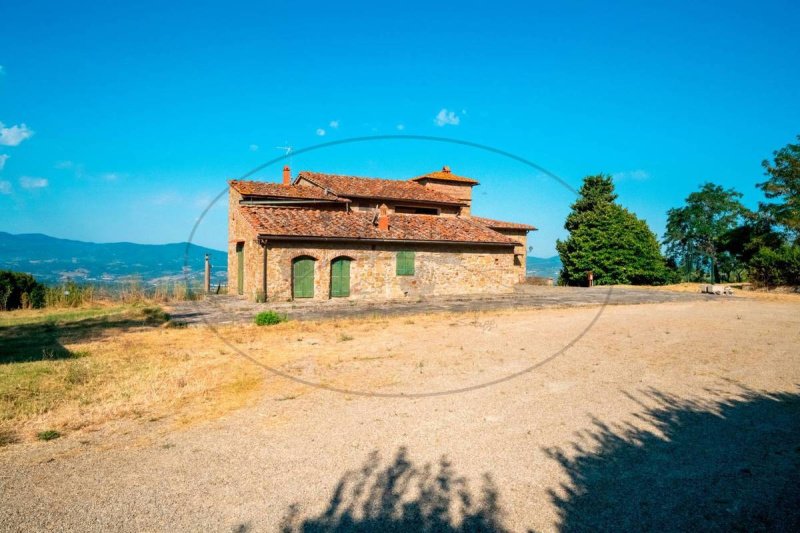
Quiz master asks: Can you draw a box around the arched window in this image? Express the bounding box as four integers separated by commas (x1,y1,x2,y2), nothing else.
292,256,316,298
330,257,352,298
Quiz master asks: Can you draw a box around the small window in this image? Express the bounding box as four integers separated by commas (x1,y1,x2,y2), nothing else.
396,251,415,276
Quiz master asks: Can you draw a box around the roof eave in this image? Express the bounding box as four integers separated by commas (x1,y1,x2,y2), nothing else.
258,234,517,247
410,176,479,185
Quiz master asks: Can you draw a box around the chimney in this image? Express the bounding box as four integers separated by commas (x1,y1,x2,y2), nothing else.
282,166,291,185
442,165,451,173
377,203,389,231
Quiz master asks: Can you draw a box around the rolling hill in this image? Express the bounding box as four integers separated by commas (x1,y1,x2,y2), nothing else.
526,255,562,279
0,232,227,285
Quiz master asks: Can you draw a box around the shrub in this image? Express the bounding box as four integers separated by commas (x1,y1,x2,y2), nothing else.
749,245,800,286
0,271,47,310
44,281,95,308
37,430,61,441
254,310,287,326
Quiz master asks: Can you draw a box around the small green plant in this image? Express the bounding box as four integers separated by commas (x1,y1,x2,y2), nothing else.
338,333,354,342
65,363,91,385
254,310,287,326
141,306,170,323
37,430,61,441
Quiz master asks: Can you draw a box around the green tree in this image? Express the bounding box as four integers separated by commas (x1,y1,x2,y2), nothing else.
0,271,46,310
663,183,749,282
556,175,674,286
758,135,800,243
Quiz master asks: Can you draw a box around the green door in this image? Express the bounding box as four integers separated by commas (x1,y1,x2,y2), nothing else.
330,258,351,298
292,257,315,298
236,242,244,295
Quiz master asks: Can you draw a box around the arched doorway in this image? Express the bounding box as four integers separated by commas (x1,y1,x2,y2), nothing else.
292,256,315,299
330,257,352,298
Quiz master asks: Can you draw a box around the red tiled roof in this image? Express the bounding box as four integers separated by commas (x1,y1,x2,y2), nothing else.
410,166,479,185
240,207,519,245
296,171,464,205
229,179,344,201
472,216,537,231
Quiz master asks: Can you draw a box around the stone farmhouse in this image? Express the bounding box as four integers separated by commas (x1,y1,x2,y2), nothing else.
227,166,535,301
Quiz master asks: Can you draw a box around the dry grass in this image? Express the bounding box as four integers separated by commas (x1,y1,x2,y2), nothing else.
625,282,800,301
0,304,454,445
0,305,264,444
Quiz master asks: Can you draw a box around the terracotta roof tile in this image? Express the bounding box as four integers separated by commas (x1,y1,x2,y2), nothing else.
240,207,519,245
472,216,537,231
296,171,464,205
229,179,344,201
410,166,479,185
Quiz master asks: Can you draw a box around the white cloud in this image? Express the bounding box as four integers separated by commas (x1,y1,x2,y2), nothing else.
613,169,650,182
0,180,11,194
329,120,339,129
316,128,326,136
19,176,48,189
0,154,8,170
249,144,259,152
151,192,180,205
434,108,460,127
0,122,34,146
396,124,405,131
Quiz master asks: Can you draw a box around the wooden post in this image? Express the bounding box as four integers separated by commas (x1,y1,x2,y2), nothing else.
204,254,211,294
587,271,594,287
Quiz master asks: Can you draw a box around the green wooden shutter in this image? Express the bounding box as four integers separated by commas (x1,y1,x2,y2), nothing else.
236,242,244,295
396,251,415,276
292,258,315,298
330,258,351,297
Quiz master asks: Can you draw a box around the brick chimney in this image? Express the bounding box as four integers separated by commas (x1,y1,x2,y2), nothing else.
283,166,291,185
377,203,389,231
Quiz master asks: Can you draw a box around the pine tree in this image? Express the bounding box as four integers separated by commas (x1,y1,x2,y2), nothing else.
556,175,674,286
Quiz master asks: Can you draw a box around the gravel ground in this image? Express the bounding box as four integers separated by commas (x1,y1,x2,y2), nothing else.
168,284,718,325
1,298,799,532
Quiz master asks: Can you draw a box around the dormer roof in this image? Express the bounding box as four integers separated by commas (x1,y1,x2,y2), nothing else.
410,166,479,185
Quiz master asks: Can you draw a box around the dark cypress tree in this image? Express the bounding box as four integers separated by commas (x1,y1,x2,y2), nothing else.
556,175,674,286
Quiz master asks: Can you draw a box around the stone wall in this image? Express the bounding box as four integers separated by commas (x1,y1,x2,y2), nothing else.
228,188,265,299
263,241,518,302
493,229,528,282
416,180,473,215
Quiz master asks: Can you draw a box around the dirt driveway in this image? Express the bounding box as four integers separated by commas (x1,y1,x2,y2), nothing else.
1,297,799,532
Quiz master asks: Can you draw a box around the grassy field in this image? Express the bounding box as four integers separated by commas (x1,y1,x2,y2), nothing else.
0,304,263,446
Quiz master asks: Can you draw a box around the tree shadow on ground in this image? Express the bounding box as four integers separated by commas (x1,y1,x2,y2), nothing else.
278,447,509,532
546,386,800,532
0,307,170,363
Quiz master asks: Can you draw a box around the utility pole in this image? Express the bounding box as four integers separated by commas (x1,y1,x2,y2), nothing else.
204,254,211,294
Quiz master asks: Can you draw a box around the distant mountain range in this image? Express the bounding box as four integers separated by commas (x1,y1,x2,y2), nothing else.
0,232,227,285
1,232,560,285
526,255,562,279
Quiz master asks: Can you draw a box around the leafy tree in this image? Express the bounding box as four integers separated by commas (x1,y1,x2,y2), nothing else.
748,245,800,286
557,175,674,286
758,135,800,243
663,183,749,282
0,271,46,310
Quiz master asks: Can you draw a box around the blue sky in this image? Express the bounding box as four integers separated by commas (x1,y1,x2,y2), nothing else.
1,0,798,256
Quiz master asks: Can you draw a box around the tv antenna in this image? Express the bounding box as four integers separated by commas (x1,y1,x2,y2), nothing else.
275,144,294,168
